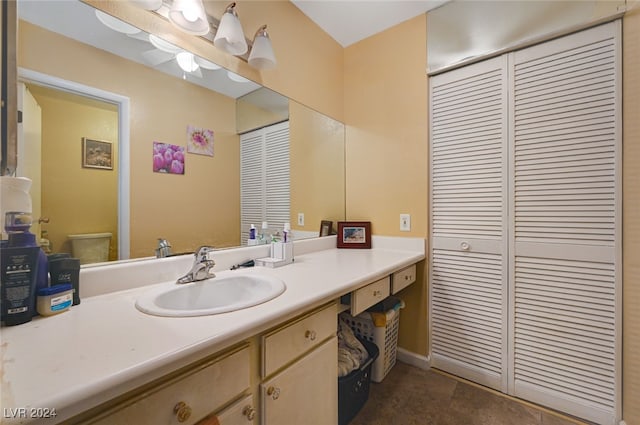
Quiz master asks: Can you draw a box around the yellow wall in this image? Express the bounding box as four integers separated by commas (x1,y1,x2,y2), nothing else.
623,3,640,424
236,100,284,134
344,14,430,355
290,100,345,234
18,21,240,258
30,86,119,260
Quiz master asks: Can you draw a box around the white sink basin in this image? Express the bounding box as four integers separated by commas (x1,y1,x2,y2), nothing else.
135,273,286,317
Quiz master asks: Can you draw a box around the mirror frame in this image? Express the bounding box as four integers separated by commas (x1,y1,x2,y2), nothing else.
1,0,18,175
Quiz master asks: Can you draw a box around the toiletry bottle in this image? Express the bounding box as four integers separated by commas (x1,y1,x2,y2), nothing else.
249,224,256,240
283,222,291,243
4,231,49,316
40,230,52,254
259,221,269,244
48,258,81,305
37,283,73,316
1,232,41,325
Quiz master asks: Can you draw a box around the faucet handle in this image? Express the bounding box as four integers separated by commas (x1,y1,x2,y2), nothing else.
195,246,216,263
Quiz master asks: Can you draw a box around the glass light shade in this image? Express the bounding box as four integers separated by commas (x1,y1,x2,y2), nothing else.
248,28,276,70
169,0,210,36
130,0,163,10
213,5,248,56
149,34,182,54
194,56,222,70
176,52,200,73
95,10,141,35
227,71,250,83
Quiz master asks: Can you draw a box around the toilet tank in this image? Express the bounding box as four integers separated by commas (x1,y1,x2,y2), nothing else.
67,232,112,264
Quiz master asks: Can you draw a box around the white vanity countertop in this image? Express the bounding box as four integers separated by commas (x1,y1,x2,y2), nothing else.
0,237,424,424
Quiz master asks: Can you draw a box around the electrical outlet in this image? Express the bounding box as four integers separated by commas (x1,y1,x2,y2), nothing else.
400,214,411,231
298,213,305,226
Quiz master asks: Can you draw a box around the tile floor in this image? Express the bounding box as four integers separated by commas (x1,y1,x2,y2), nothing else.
349,362,592,425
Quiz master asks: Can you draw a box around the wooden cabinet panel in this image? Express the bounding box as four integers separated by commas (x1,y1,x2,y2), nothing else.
391,264,416,294
89,345,251,425
262,302,337,377
351,276,390,316
261,337,337,425
214,394,255,425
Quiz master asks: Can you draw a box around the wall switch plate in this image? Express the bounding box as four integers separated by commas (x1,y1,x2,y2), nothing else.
400,214,411,231
298,213,305,226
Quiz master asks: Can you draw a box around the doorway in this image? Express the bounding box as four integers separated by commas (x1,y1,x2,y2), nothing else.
17,68,130,261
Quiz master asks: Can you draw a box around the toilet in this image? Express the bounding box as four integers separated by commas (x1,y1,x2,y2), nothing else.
68,232,112,264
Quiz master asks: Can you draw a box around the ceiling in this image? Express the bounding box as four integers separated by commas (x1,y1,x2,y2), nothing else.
290,0,449,47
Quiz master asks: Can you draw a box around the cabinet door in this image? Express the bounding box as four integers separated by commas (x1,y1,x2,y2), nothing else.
261,336,337,425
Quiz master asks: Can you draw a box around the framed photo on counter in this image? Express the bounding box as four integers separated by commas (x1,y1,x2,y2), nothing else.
319,220,333,237
337,221,371,249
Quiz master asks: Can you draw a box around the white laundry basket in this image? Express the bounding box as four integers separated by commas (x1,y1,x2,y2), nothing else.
340,299,403,383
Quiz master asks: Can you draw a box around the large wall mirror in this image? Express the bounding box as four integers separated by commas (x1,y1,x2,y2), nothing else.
14,0,345,264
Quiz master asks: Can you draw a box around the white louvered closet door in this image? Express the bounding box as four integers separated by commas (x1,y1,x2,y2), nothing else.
429,56,509,392
240,121,290,244
430,21,621,425
510,22,621,424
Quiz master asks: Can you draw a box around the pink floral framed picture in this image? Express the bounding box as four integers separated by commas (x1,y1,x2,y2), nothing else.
187,125,214,156
153,142,185,175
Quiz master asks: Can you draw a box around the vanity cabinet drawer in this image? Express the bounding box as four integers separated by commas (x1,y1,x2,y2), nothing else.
262,302,337,378
391,264,417,294
200,394,255,425
89,345,251,425
350,276,390,316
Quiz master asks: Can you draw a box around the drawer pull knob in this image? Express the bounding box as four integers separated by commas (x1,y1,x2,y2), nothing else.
373,290,382,297
242,405,256,421
305,330,317,341
405,275,410,280
460,241,470,251
267,386,281,400
174,401,192,423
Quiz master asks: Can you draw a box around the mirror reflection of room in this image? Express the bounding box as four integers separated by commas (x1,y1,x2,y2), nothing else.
15,0,345,264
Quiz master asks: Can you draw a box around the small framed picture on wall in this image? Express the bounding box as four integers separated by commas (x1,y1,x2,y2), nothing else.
82,138,113,170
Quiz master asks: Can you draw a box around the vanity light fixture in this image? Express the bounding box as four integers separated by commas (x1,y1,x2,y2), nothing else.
168,0,210,36
248,25,276,70
194,56,222,70
227,71,250,83
213,2,248,56
95,10,141,35
176,51,200,73
148,34,182,53
130,0,163,11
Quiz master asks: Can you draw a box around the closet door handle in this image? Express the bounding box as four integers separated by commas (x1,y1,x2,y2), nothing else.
460,241,470,251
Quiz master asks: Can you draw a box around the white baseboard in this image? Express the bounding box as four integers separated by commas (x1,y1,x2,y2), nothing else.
396,347,430,370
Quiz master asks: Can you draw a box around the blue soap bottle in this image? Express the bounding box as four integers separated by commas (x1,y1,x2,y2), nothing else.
1,231,46,325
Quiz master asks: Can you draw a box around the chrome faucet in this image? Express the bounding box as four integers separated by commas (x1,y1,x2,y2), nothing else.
156,238,172,258
176,246,216,284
